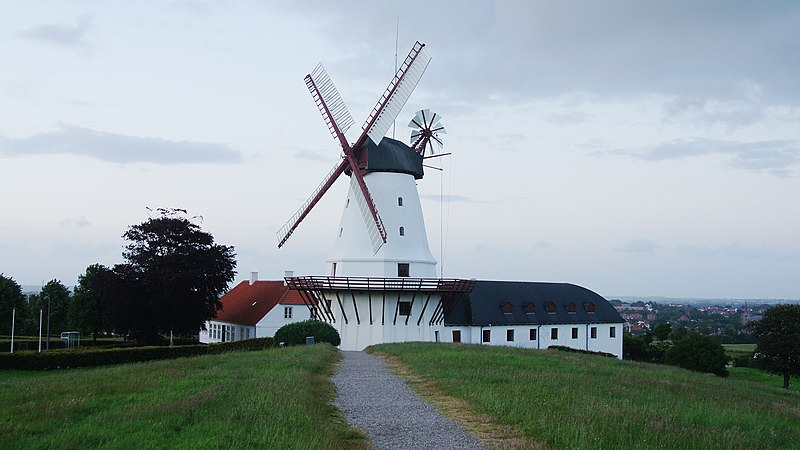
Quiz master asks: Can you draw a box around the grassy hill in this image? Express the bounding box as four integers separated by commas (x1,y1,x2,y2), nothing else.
371,342,799,449
2,342,797,449
0,344,365,449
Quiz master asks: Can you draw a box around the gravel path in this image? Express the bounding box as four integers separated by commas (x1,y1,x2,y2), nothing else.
332,351,484,450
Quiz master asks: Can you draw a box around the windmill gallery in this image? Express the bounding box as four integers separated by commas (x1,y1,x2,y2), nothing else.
202,42,624,357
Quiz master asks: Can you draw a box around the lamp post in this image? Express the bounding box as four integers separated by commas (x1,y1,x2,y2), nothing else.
45,295,51,350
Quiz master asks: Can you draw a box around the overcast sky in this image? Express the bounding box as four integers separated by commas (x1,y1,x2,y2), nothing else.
1,1,798,299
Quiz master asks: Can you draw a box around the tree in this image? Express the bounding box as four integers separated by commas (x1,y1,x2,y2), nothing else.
750,304,800,389
99,209,236,344
38,279,72,337
0,274,26,335
666,333,729,377
668,324,688,341
623,332,649,361
68,264,110,344
653,323,672,341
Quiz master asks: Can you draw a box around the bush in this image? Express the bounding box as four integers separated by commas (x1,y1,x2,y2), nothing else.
623,333,649,361
547,345,616,358
666,333,728,377
0,337,273,371
274,320,340,347
647,340,674,364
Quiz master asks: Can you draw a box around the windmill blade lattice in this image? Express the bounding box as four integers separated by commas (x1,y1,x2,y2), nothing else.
409,109,446,155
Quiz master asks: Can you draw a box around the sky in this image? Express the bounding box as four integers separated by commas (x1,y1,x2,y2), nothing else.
1,0,799,299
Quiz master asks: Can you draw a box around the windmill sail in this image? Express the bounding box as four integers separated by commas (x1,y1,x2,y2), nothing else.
361,41,431,147
305,64,354,148
348,176,386,254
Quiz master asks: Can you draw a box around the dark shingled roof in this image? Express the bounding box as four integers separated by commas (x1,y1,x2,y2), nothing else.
445,280,624,326
214,280,306,326
360,136,424,179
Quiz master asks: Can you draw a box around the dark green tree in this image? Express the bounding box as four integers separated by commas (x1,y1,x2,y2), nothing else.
750,304,800,389
668,324,688,341
68,264,110,345
38,279,72,339
99,209,236,344
653,323,672,341
0,274,26,335
666,333,728,377
623,332,649,361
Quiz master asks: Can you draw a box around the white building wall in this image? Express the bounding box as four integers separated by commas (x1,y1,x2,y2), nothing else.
327,173,437,278
328,290,444,350
256,303,312,338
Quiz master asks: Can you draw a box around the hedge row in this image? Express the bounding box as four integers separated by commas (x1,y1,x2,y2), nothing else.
547,345,617,358
0,337,274,371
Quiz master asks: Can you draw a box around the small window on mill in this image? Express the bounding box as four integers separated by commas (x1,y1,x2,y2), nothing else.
501,302,513,314
545,302,556,314
399,226,405,236
524,303,536,314
567,302,576,314
585,302,596,313
398,197,403,206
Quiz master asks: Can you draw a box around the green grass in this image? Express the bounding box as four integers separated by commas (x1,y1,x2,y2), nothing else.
723,343,756,359
729,367,800,393
371,342,800,449
0,344,365,449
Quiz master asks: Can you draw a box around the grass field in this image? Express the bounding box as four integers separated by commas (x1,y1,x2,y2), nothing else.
371,342,800,449
723,343,756,359
0,344,365,449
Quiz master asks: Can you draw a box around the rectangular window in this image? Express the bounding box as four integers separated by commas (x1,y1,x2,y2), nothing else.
572,327,578,339
529,328,537,340
482,329,491,343
610,326,617,338
551,328,558,340
231,327,236,341
397,263,410,277
452,330,461,343
507,329,515,342
284,306,293,319
590,327,597,339
245,328,250,339
398,301,412,316
435,330,440,343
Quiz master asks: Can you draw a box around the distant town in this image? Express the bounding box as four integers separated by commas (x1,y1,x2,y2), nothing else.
611,297,800,343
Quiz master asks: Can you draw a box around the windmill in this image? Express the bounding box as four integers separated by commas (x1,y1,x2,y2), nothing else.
276,41,433,256
409,109,446,155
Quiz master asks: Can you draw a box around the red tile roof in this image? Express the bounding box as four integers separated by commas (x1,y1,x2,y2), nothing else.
213,280,307,325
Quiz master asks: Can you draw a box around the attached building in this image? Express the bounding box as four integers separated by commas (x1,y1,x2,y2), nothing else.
199,278,309,344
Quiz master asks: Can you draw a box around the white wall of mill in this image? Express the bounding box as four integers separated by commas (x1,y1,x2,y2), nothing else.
327,173,437,278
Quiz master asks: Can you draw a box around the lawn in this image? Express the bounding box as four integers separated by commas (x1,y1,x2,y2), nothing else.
371,342,800,449
0,344,365,449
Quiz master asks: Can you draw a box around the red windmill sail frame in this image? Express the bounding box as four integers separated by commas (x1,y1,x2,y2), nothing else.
276,42,430,250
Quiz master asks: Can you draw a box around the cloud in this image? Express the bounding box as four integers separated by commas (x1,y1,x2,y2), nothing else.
17,15,93,46
599,138,800,177
294,149,333,161
545,111,593,124
0,125,243,165
59,216,91,228
661,94,765,130
675,242,800,261
615,239,661,253
420,194,480,203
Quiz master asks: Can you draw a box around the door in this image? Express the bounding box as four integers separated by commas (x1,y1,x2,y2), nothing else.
452,330,461,343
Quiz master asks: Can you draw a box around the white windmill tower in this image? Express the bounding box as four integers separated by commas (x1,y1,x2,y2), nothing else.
277,42,473,350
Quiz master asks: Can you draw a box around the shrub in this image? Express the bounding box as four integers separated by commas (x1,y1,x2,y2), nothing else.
623,333,649,361
647,340,674,364
274,320,340,347
666,333,729,377
0,337,273,371
547,345,616,358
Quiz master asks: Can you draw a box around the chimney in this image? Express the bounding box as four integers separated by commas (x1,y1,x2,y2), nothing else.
284,270,294,286
250,271,258,285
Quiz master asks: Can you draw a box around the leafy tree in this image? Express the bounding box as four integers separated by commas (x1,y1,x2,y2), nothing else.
653,323,672,341
666,333,729,377
0,274,26,335
37,279,72,337
68,264,110,344
750,304,800,389
668,324,688,341
647,340,673,364
99,209,236,344
623,332,649,361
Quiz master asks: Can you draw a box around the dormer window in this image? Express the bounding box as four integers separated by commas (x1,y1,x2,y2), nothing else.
398,197,403,206
567,302,577,314
501,302,513,314
545,302,556,314
524,303,536,314
399,226,405,236
585,302,596,313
